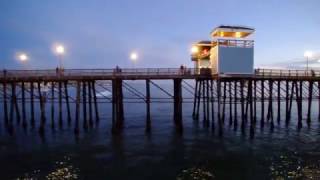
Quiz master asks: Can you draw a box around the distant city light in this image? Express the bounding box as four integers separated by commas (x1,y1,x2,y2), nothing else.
318,59,320,63
191,46,199,54
130,52,138,61
18,53,28,62
55,45,65,55
304,51,313,58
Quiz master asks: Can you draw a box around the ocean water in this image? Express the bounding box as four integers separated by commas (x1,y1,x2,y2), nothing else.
1,81,320,179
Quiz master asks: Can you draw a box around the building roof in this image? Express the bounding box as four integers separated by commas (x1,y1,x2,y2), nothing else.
194,40,212,46
211,25,255,38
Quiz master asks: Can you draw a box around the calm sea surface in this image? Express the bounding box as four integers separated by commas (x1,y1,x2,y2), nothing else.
0,82,320,179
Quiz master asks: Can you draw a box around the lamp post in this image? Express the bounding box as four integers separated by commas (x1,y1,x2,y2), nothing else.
55,45,65,69
304,51,313,74
130,52,138,69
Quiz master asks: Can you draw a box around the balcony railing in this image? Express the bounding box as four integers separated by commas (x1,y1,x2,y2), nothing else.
216,39,254,48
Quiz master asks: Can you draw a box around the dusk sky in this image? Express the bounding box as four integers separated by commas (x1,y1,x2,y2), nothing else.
1,0,319,69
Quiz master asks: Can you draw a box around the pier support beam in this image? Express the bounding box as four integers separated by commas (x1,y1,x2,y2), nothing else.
9,82,21,127
240,80,245,129
92,81,100,123
30,82,35,128
229,81,233,126
112,79,124,134
88,81,93,128
3,82,8,126
38,82,46,135
192,80,199,120
82,81,88,130
210,80,215,130
58,81,63,128
74,81,81,134
307,81,313,125
51,82,55,129
21,82,27,128
277,80,281,124
64,81,72,126
267,80,274,129
234,81,238,130
261,80,265,127
145,79,151,133
173,79,183,133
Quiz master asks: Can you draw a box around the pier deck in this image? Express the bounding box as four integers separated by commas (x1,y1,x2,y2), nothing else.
1,68,320,81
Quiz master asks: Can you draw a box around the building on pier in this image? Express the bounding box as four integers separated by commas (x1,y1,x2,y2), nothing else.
191,25,255,74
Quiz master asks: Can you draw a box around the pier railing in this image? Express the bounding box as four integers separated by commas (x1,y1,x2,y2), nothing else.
0,68,197,79
1,68,320,79
255,69,320,77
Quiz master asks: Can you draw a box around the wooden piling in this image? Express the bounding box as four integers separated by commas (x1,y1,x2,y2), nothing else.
307,81,313,125
206,80,210,127
210,80,215,130
10,82,21,124
249,80,253,125
196,80,202,120
253,80,257,123
112,79,124,134
74,81,81,134
318,81,320,121
192,80,198,119
240,80,245,122
30,82,35,127
296,81,302,128
222,81,227,123
229,81,233,126
21,82,27,128
118,80,124,129
288,81,295,122
38,82,46,135
285,81,289,123
202,79,207,123
51,82,55,129
234,81,238,129
88,81,93,128
146,79,151,132
173,79,183,133
217,80,223,135
3,82,8,125
277,80,281,124
58,81,63,128
261,80,265,127
268,80,274,128
91,81,100,122
64,81,71,125
82,81,88,130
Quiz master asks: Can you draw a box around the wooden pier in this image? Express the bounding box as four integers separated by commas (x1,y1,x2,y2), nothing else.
1,68,320,136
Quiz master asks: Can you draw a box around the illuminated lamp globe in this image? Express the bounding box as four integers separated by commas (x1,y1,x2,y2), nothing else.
191,46,199,54
56,45,65,55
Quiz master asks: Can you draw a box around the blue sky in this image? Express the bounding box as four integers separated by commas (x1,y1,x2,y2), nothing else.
0,0,319,69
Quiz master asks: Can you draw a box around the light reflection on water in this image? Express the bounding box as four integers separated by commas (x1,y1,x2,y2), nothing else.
1,94,320,179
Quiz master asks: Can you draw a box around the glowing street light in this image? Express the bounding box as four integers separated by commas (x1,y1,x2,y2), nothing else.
191,46,199,54
55,44,65,69
55,45,65,54
130,52,138,68
18,53,28,62
304,51,313,72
